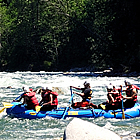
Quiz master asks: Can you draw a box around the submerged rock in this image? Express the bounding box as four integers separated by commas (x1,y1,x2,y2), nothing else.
63,118,121,140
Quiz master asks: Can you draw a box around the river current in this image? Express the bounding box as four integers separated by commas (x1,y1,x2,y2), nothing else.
0,71,140,140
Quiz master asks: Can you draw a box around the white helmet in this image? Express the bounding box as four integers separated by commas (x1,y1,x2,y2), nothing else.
46,86,52,91
22,86,30,92
107,85,113,90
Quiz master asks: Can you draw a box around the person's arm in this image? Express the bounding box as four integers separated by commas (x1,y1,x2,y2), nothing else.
22,96,29,105
107,93,114,104
39,99,43,106
70,86,81,90
73,91,84,97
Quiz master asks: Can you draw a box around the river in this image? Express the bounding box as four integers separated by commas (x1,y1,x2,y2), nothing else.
0,72,140,140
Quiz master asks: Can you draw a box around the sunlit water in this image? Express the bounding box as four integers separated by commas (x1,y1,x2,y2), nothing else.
0,72,140,140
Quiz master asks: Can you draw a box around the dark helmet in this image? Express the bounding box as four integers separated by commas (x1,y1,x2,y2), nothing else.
83,81,87,86
84,81,90,87
127,82,132,86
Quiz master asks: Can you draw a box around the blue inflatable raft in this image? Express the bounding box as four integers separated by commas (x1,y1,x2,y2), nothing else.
5,102,140,119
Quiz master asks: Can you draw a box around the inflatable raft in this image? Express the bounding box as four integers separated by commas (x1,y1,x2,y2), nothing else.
4,102,140,119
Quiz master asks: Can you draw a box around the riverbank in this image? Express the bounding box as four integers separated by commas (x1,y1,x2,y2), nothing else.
63,70,140,77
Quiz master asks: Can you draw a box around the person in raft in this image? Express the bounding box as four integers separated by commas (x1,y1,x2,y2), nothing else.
38,87,58,111
14,86,39,110
123,82,138,108
124,80,140,93
98,84,122,110
70,81,98,109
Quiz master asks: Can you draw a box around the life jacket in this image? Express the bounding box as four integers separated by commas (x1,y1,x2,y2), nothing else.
82,88,92,102
24,92,39,108
132,85,140,90
126,87,137,102
42,91,58,106
51,92,58,105
112,92,121,102
41,91,50,103
132,85,140,93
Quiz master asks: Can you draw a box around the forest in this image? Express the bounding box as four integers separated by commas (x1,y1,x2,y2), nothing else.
0,0,140,72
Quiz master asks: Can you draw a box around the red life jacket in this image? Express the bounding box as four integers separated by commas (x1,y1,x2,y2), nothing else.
126,88,137,102
42,91,58,106
112,92,121,102
108,91,121,107
41,91,50,103
51,92,58,105
132,85,140,93
132,85,140,90
24,92,39,109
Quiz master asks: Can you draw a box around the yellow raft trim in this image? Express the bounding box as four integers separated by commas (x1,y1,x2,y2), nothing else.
29,112,36,115
68,111,78,115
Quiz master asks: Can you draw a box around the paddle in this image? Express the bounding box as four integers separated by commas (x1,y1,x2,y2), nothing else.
61,87,74,119
13,93,24,101
70,87,73,104
0,102,14,113
120,86,125,119
35,105,42,113
0,92,24,113
100,104,106,110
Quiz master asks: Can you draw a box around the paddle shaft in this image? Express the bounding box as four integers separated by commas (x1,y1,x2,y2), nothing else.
14,93,24,101
70,87,73,104
0,102,14,113
121,87,125,119
61,94,74,119
0,107,5,113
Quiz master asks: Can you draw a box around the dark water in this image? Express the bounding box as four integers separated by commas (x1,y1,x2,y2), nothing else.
0,72,140,139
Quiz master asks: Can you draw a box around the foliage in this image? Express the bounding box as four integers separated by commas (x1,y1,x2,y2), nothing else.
0,0,139,72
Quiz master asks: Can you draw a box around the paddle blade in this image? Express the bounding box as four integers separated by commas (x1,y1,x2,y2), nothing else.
100,104,106,110
2,102,13,108
0,107,5,113
35,106,41,112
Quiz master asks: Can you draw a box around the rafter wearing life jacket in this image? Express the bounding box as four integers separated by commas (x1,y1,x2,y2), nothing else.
126,86,137,102
132,84,140,93
71,82,94,108
107,89,121,105
124,80,140,93
42,91,58,106
24,91,39,109
111,88,122,108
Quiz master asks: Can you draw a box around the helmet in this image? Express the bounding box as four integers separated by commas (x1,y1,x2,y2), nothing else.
46,86,52,91
127,82,132,86
107,85,113,90
83,81,87,86
22,86,30,92
84,81,90,87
